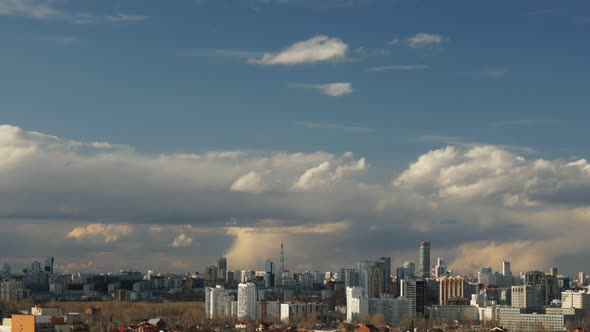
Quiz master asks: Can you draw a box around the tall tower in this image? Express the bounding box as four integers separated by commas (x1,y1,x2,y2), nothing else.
419,241,430,278
280,242,285,274
217,257,227,283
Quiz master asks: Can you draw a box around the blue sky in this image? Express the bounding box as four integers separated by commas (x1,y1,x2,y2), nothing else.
1,0,590,274
2,0,589,165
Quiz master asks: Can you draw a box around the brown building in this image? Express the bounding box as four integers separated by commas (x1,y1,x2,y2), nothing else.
438,276,465,305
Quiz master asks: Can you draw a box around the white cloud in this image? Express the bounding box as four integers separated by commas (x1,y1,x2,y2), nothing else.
170,233,193,247
407,33,445,48
292,157,366,191
230,171,265,193
0,0,62,19
0,1,147,25
289,82,352,96
66,224,133,243
249,35,348,65
367,64,429,72
6,124,590,274
394,146,458,188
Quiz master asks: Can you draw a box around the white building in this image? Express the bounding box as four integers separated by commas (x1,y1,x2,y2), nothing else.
499,307,569,332
238,282,257,321
346,287,365,322
206,285,233,319
346,287,411,324
562,290,590,310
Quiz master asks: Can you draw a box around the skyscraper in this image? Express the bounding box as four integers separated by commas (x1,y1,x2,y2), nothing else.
44,257,54,274
206,265,218,287
403,261,416,277
502,260,511,275
31,261,41,274
358,260,374,294
342,268,360,289
377,257,392,293
419,241,430,278
237,282,257,320
367,264,384,298
217,257,227,283
435,258,446,278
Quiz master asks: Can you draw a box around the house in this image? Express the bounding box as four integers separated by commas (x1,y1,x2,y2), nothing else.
147,318,166,329
356,324,379,332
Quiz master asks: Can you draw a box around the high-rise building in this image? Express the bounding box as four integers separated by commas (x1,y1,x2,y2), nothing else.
44,257,54,274
32,261,41,274
511,285,535,308
367,264,384,298
403,261,416,277
377,257,391,293
237,282,257,320
217,257,227,283
400,277,417,313
549,267,558,277
341,268,359,289
265,259,275,274
438,276,465,305
579,272,585,286
435,258,446,278
205,285,233,319
415,279,428,314
206,265,218,287
346,287,365,322
419,241,431,278
358,260,374,294
502,261,511,276
524,271,559,307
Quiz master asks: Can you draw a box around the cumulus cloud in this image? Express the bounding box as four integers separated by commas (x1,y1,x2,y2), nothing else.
66,224,133,243
395,145,590,207
407,33,445,48
230,171,265,193
289,82,353,96
249,35,348,65
292,157,366,191
5,124,590,274
171,233,193,247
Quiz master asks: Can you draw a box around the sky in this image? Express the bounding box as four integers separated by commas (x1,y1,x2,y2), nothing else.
1,0,590,276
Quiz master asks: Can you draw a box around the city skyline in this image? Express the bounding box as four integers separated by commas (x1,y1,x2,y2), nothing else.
1,0,590,274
